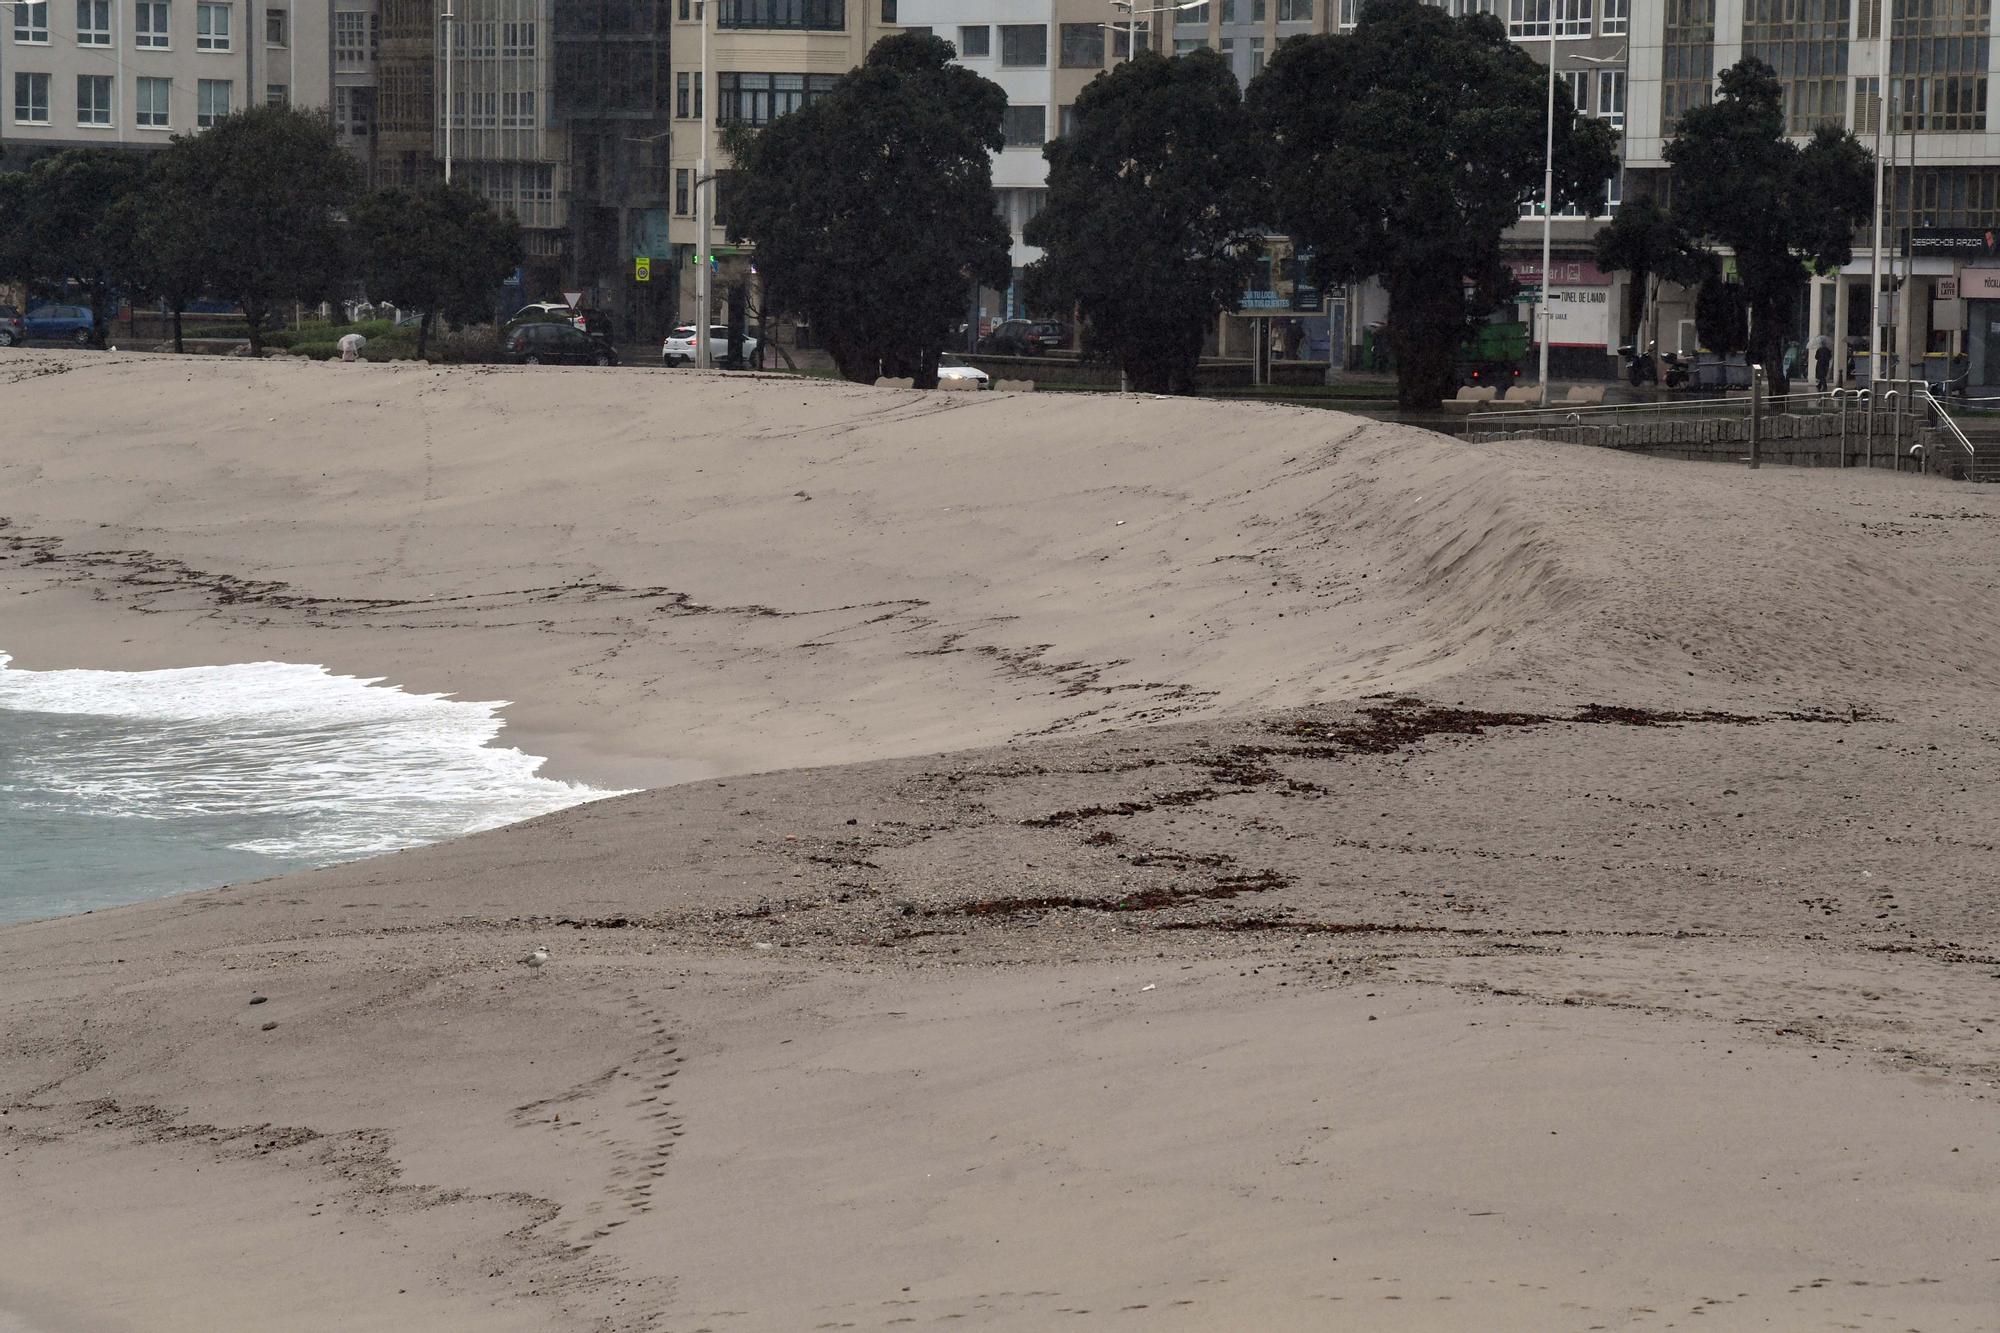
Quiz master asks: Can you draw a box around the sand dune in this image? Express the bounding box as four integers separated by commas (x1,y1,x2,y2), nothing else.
3,351,1999,1330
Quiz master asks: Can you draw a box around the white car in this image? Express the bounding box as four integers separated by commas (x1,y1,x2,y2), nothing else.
662,325,763,368
937,354,990,388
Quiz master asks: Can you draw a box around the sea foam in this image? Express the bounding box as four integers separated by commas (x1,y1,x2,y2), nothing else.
0,650,619,870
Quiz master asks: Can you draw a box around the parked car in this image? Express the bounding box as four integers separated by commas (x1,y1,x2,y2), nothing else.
570,307,618,341
510,301,576,323
502,321,618,365
936,353,990,389
0,305,23,346
26,304,95,343
661,325,764,368
976,318,1068,357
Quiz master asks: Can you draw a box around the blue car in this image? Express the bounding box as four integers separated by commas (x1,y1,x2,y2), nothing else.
26,304,96,343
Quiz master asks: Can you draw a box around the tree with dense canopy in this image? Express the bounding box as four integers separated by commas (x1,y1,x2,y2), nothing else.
1665,57,1872,392
1246,0,1618,408
112,150,213,354
1025,49,1265,395
162,106,359,355
0,149,146,347
349,181,522,359
726,32,1012,387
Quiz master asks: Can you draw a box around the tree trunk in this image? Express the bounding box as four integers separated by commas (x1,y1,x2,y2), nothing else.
418,310,434,361
244,306,265,357
172,303,185,354
88,279,109,349
1648,272,1664,382
1386,267,1462,411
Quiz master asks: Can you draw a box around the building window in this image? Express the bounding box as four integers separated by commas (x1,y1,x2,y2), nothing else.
266,81,287,105
333,83,371,135
957,23,987,56
14,72,50,123
1220,0,1235,19
1058,22,1102,67
135,0,168,47
1058,103,1077,136
334,10,368,65
678,0,688,18
674,167,690,216
197,77,229,125
676,69,703,117
1250,35,1265,74
1884,0,1987,134
1552,0,1589,37
197,2,231,48
1604,168,1622,214
1001,103,1044,147
1278,0,1310,21
136,74,169,126
1173,37,1203,53
500,19,533,55
1110,20,1148,57
1662,0,1715,130
77,0,110,43
1176,2,1208,22
718,71,837,125
501,88,534,127
880,0,893,19
1559,68,1586,113
1506,0,1549,38
264,4,284,45
12,1,49,41
13,0,48,41
1599,0,1626,34
1743,0,1852,135
1597,67,1625,128
998,22,1045,65
1252,0,1265,18
716,0,845,31
77,72,111,123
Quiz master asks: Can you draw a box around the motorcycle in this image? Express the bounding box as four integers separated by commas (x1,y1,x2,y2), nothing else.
1619,343,1689,389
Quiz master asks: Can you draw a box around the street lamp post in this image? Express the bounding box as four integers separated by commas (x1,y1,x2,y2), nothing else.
441,3,455,183
1537,44,1623,408
695,0,713,370
1108,0,1207,62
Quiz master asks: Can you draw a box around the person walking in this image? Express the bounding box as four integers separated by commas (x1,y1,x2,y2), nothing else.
1810,333,1834,391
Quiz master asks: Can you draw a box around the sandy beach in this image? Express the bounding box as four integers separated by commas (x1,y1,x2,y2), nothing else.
3,349,1999,1330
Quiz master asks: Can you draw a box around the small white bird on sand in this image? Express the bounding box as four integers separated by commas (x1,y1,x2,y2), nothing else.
520,945,552,969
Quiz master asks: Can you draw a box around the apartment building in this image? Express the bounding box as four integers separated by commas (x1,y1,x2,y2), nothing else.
668,0,902,326
2,0,330,165
330,0,378,173
1629,0,1997,388
553,0,674,339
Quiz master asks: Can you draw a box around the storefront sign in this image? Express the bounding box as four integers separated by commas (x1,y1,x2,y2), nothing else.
1937,277,1959,300
1507,257,1613,287
1959,269,2000,298
1907,227,2000,257
1518,286,1611,347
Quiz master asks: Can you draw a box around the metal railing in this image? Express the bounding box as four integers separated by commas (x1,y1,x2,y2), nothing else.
1463,375,1978,476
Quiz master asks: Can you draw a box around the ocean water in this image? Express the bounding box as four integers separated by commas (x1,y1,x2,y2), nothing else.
0,651,620,926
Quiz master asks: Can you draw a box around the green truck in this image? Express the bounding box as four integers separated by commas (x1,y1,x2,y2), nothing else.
1358,317,1528,387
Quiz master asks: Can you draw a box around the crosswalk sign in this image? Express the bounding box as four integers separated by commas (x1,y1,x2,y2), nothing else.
635,256,651,283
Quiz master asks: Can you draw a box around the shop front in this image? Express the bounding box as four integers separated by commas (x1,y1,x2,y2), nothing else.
1505,255,1618,380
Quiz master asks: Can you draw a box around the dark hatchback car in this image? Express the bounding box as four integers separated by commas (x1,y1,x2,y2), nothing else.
977,318,1069,356
502,321,618,365
0,305,23,346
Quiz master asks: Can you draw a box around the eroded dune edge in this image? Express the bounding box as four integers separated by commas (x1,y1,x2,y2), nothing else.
2,351,1999,1332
